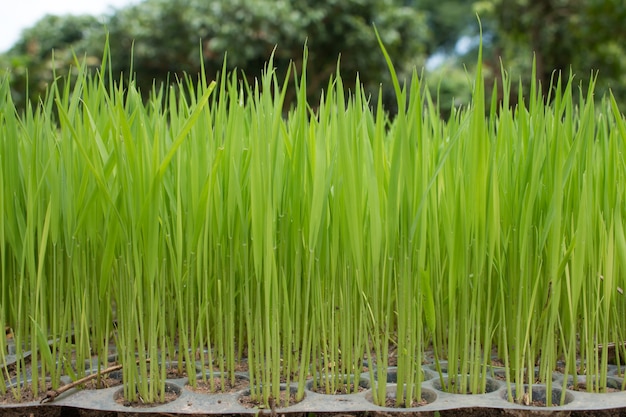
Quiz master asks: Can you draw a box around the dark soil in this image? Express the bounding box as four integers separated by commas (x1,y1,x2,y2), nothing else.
0,383,50,404
165,367,189,379
231,361,249,373
0,405,62,417
384,395,429,408
2,355,32,381
77,376,122,390
238,389,302,409
433,409,626,416
491,358,506,367
114,386,179,408
567,382,621,393
185,376,249,393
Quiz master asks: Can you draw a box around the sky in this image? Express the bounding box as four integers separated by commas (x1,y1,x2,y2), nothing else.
0,0,137,52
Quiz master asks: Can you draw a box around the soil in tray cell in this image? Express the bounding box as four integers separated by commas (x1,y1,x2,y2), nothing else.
365,386,437,408
239,387,303,409
506,385,574,407
0,382,51,404
77,375,122,390
306,375,369,395
114,382,181,408
186,374,249,393
566,376,624,393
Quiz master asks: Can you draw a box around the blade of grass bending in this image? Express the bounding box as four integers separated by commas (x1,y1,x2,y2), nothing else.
157,81,216,177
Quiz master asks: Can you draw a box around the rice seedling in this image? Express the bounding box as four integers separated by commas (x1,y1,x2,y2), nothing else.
1,31,626,410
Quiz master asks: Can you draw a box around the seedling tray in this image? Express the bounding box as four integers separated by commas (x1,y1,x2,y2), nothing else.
3,364,625,416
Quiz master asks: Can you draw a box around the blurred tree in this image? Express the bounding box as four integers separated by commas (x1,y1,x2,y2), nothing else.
473,0,626,108
3,0,624,115
407,0,476,54
0,14,104,109
1,0,429,112
106,0,429,107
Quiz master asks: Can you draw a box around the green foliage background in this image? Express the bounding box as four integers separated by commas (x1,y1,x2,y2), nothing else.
1,0,625,115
